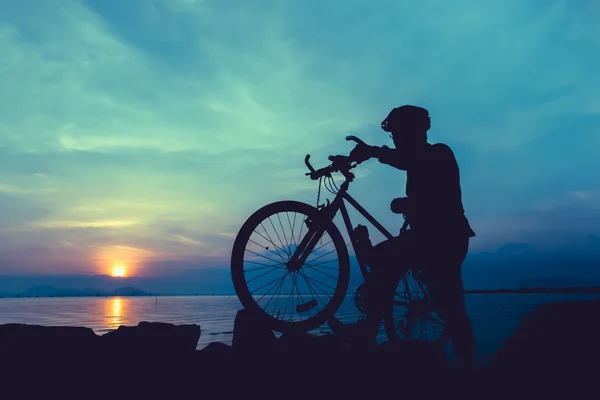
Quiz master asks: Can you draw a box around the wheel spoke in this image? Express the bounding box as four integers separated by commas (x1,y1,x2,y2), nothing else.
246,264,284,284
286,212,297,250
270,282,285,317
268,216,291,257
244,248,286,265
304,260,341,270
305,248,336,264
298,271,331,306
292,275,307,320
264,275,286,316
257,222,288,263
302,274,337,294
304,265,339,281
282,280,292,322
309,239,333,254
276,213,293,256
289,273,295,322
251,273,286,295
243,259,284,271
297,272,320,317
255,273,287,303
248,236,288,263
298,269,327,306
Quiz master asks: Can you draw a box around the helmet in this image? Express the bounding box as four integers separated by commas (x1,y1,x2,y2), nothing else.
381,105,431,133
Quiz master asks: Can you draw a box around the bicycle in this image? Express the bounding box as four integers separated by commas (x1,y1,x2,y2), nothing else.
231,135,446,345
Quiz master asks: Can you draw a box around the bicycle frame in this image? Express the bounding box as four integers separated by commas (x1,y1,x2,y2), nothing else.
287,176,406,282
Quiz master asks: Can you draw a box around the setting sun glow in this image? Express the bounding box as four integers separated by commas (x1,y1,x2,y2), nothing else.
112,265,126,277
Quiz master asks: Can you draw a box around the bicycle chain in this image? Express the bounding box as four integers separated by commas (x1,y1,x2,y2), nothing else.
316,176,323,209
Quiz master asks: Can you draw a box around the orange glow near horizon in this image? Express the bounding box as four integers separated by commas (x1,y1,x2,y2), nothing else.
95,245,156,277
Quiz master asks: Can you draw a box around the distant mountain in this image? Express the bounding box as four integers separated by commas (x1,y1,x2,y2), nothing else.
20,286,84,297
495,242,534,255
109,287,148,296
0,267,235,296
1,241,600,295
11,286,150,298
519,277,600,288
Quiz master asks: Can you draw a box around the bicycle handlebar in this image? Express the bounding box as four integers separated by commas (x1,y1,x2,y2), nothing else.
345,135,367,146
304,155,316,173
304,135,368,181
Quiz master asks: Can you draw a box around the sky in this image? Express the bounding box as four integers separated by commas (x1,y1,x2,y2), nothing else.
1,0,599,282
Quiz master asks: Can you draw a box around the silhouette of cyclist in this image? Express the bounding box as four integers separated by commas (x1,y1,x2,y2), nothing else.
338,105,476,368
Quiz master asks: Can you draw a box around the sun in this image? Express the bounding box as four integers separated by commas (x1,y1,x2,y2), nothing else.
111,265,126,277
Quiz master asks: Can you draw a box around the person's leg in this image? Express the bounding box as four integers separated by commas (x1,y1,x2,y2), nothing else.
363,235,411,345
334,228,410,347
423,238,476,368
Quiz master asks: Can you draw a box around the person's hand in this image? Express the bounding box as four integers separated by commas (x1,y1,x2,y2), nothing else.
349,143,375,164
390,197,408,214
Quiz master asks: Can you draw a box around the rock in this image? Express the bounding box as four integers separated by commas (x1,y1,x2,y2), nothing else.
231,308,276,354
276,332,346,355
375,339,451,370
196,342,232,360
101,321,201,358
495,299,600,375
194,342,234,375
0,323,100,359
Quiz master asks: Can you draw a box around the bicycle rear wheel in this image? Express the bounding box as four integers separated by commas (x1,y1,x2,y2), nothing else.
231,200,350,334
383,269,447,344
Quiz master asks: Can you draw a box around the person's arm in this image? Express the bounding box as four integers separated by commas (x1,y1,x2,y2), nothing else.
419,144,462,213
372,145,410,171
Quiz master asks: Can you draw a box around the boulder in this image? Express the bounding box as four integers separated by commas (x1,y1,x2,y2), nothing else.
495,299,600,376
100,321,201,359
231,308,277,354
0,323,100,359
197,341,232,357
194,342,234,376
276,332,346,354
374,339,451,371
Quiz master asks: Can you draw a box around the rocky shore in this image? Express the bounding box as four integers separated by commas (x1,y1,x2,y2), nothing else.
2,299,599,397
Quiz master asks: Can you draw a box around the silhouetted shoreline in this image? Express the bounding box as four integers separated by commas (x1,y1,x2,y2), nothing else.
464,286,600,294
2,299,599,396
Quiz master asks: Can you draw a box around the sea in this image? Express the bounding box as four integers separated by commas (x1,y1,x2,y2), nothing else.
1,293,598,365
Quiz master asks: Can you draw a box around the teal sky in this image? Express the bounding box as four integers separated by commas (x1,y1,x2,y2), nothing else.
1,0,599,277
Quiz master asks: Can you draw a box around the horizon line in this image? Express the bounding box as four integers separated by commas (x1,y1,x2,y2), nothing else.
3,286,600,299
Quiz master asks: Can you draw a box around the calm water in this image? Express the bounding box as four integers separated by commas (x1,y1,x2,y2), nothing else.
1,294,598,364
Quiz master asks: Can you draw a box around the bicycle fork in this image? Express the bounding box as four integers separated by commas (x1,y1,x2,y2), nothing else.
286,224,326,272
286,200,338,272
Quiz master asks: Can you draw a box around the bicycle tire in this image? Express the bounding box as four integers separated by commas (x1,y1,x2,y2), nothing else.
231,200,350,334
383,270,449,345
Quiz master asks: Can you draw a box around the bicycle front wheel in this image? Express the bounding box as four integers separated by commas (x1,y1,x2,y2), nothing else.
231,200,350,334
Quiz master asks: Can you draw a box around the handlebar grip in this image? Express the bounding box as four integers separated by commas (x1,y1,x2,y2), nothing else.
345,135,367,146
304,154,315,172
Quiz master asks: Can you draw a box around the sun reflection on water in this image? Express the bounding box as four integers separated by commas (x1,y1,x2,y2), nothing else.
106,297,124,330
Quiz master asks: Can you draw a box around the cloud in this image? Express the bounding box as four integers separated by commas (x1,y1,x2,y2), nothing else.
468,187,600,252
0,0,599,278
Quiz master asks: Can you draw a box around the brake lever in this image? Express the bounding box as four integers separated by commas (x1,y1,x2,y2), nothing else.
304,154,315,173
346,135,367,146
